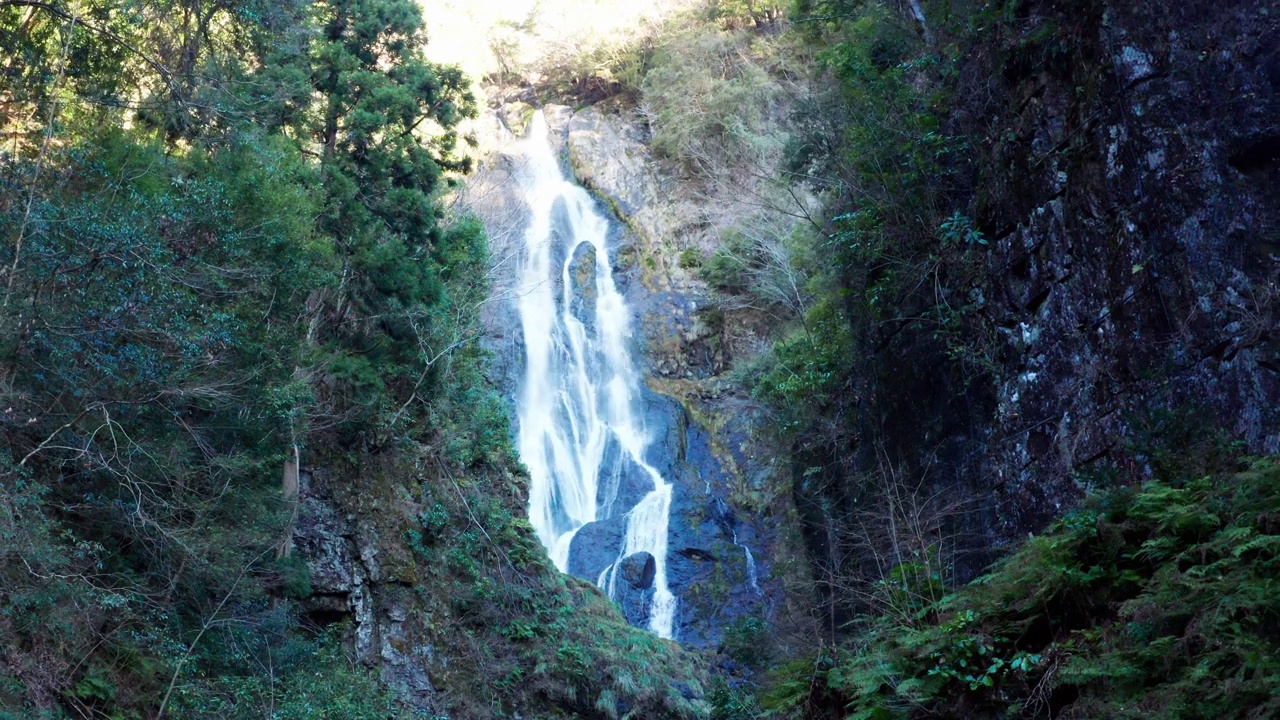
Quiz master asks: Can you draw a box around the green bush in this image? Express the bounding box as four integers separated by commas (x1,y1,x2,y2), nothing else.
746,300,855,437
679,247,704,270
641,23,785,175
169,630,408,720
761,457,1280,719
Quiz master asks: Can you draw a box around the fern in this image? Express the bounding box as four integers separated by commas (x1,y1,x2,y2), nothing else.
760,458,1280,719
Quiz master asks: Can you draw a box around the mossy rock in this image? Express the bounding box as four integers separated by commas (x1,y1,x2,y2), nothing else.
500,101,536,136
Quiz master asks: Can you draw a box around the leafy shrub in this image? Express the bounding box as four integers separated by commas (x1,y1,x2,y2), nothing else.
169,629,408,720
679,247,704,269
761,457,1280,719
641,23,785,175
745,299,855,437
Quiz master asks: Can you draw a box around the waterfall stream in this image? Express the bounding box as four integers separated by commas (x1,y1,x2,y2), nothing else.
513,111,677,639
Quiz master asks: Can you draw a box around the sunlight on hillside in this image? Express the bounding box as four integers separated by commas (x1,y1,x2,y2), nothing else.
420,0,693,92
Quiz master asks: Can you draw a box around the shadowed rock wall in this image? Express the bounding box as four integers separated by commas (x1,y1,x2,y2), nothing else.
960,0,1279,535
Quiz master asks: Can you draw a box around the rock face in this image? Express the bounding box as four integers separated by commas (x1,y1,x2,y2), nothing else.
772,1,1279,592
776,0,1280,587
567,240,598,332
292,469,441,714
620,551,657,589
961,0,1280,536
523,0,1279,640
566,109,731,379
567,514,626,581
615,552,658,626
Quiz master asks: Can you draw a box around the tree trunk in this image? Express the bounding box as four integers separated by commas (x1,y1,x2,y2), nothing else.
276,444,300,559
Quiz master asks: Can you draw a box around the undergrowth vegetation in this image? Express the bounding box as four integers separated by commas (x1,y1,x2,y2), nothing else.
641,23,790,177
751,455,1280,720
0,0,700,717
393,435,707,719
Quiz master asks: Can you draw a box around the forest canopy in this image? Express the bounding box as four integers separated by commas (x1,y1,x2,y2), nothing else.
0,0,489,716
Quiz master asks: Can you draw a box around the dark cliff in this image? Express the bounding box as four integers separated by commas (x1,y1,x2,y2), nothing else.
967,0,1269,520
963,0,1278,534
787,0,1279,589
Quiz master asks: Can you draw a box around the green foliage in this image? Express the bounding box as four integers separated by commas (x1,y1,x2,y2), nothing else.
757,457,1280,719
716,1,978,470
938,211,986,247
679,247,704,270
702,234,755,293
721,616,772,667
744,299,855,437
641,21,785,175
0,119,332,712
704,0,784,30
0,0,510,716
272,0,482,436
708,675,762,720
564,33,656,101
168,629,409,720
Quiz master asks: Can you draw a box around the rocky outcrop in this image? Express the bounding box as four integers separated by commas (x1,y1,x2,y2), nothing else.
960,0,1279,536
568,241,599,332
614,552,658,626
292,469,442,714
565,109,731,380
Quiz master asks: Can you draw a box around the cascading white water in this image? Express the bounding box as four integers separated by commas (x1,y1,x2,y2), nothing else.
732,529,762,597
513,110,677,639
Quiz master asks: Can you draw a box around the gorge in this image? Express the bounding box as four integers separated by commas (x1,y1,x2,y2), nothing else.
1,0,1276,718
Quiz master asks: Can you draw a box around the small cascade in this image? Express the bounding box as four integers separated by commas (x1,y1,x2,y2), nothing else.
732,530,762,597
512,110,677,639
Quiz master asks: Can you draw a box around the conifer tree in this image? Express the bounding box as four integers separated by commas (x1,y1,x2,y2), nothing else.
303,0,477,426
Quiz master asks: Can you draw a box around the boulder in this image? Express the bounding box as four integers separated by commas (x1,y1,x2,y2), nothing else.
618,551,656,590
567,240,598,332
566,516,626,582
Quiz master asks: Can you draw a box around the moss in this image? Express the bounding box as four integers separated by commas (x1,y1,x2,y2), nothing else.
502,101,536,136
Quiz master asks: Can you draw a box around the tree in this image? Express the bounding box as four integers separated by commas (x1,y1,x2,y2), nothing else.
299,0,478,432
0,0,514,715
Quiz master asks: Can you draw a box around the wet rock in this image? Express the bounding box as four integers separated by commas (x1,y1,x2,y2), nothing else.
567,108,662,221
566,516,626,582
1117,45,1156,84
596,441,657,519
498,101,535,136
567,241,598,332
619,551,656,590
543,104,574,149
615,580,655,628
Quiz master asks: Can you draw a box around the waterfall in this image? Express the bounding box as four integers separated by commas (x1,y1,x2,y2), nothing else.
513,110,677,639
732,529,762,597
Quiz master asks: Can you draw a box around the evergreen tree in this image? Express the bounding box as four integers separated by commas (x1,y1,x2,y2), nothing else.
303,0,477,430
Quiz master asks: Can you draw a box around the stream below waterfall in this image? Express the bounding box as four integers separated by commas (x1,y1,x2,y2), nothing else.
512,110,677,639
